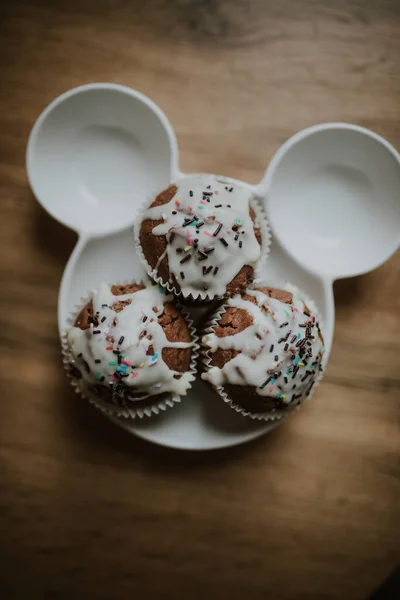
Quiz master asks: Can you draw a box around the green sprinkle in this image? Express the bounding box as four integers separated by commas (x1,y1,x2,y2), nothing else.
284,309,290,318
95,371,102,380
108,361,117,366
236,218,242,225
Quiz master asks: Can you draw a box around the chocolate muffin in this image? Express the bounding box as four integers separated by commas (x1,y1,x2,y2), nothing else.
136,174,266,300
66,282,197,415
201,285,325,417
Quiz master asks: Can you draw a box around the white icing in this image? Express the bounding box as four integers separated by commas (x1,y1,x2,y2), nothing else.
67,283,193,401
142,174,262,296
201,287,324,406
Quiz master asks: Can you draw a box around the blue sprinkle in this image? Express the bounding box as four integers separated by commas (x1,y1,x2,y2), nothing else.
117,364,128,373
297,333,301,339
152,353,159,361
270,378,275,384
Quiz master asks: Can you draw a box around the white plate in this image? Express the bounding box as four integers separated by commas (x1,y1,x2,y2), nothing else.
57,227,334,450
27,84,374,450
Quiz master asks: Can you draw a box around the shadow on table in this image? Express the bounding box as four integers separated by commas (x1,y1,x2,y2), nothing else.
333,276,364,309
33,198,77,267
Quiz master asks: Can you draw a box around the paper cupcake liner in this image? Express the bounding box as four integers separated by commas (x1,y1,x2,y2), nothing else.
61,279,199,420
133,179,271,303
200,281,325,422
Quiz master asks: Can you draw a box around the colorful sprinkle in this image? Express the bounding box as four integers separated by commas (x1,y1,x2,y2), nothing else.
213,223,222,236
131,372,139,379
139,363,145,368
95,371,102,380
180,253,191,264
106,346,113,351
152,353,159,361
204,231,213,237
108,361,117,366
184,245,192,252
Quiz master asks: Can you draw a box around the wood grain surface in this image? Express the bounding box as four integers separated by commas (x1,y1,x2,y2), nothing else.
0,1,399,599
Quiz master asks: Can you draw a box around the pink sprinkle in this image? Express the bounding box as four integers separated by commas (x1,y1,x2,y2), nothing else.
106,346,113,351
175,200,180,206
204,231,213,237
269,387,273,393
131,372,139,379
214,190,219,195
200,200,207,205
188,205,193,212
122,359,131,366
187,237,193,245
111,375,115,382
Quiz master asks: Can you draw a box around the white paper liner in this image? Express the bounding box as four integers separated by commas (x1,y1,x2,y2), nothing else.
200,281,326,421
61,279,199,419
133,178,271,303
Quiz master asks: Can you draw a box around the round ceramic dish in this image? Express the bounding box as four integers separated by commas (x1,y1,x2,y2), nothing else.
27,84,400,450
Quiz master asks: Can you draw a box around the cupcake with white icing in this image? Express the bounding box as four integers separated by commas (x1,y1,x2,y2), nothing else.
64,281,198,418
135,174,268,301
201,285,325,420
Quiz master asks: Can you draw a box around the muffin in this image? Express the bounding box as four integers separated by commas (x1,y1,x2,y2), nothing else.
136,174,266,300
65,281,197,417
201,285,325,418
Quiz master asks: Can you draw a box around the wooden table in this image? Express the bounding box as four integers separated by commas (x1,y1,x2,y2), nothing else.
1,1,399,598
